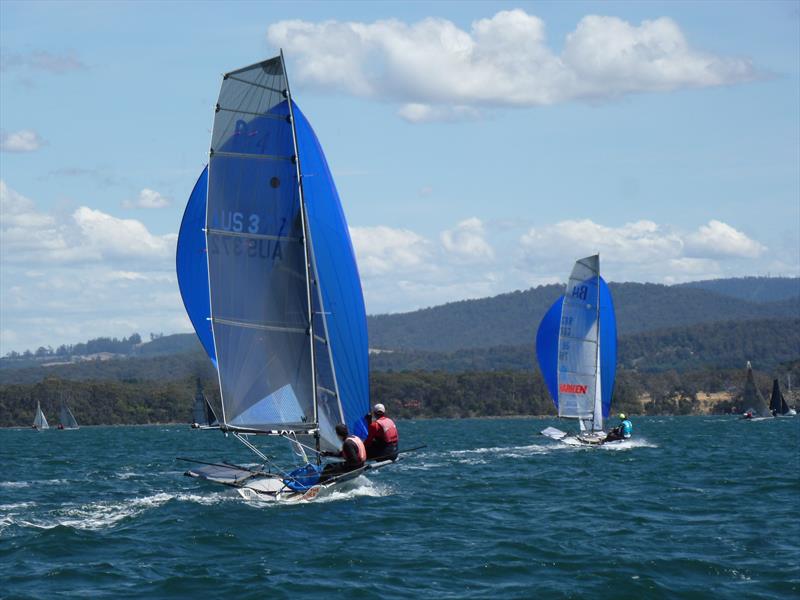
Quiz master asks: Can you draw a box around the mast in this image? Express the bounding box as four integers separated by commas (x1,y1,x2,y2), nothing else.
592,255,601,432
282,50,321,454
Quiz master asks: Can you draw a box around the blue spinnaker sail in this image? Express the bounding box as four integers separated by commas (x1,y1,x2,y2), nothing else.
536,273,616,423
536,296,562,408
293,102,370,441
176,166,216,368
598,278,617,419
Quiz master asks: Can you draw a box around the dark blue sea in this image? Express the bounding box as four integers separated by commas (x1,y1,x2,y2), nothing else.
1,417,798,599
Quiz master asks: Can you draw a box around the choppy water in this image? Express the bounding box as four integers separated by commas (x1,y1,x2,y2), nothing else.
1,417,798,599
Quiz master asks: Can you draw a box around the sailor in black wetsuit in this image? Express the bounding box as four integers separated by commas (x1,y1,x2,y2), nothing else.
319,423,367,481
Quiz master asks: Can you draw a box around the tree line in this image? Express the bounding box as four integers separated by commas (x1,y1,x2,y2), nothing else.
2,361,796,428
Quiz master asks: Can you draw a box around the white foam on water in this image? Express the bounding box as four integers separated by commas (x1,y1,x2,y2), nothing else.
599,438,657,451
19,492,175,531
173,491,237,506
397,461,446,472
0,481,30,489
449,443,574,458
115,471,145,480
314,477,393,504
0,501,36,511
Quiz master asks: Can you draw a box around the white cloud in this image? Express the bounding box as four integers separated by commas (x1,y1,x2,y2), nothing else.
1,129,45,152
72,207,176,261
0,180,175,265
518,218,768,284
123,188,171,209
520,219,683,264
350,225,431,276
1,50,86,74
684,219,766,258
398,103,481,123
268,10,757,121
1,182,182,355
441,217,494,262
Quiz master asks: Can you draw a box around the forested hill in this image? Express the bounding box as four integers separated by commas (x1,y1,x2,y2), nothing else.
367,280,799,352
678,276,799,303
369,318,800,374
3,317,796,386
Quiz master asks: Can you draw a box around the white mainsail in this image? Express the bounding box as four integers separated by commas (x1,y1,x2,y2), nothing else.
557,255,603,432
59,398,79,429
33,401,49,430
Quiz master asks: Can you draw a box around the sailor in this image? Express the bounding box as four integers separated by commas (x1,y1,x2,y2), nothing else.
320,423,366,479
605,413,633,442
364,403,399,461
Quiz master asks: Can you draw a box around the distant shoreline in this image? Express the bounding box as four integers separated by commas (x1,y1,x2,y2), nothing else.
0,413,749,430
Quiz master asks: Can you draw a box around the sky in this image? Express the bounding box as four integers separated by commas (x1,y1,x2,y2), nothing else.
1,1,798,354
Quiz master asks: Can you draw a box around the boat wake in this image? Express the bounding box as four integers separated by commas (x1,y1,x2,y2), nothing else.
8,490,238,532
315,477,393,504
449,443,575,461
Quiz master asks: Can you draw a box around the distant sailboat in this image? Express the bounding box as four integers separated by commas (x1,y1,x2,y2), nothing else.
58,396,79,430
741,361,771,419
191,383,218,429
32,401,49,430
176,53,400,501
769,378,795,417
537,255,618,445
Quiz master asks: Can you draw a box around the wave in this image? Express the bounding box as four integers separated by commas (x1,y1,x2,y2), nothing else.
449,443,575,458
11,490,238,532
315,477,393,504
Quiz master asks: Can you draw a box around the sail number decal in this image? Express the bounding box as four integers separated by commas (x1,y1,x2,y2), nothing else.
571,285,588,300
209,211,288,261
215,210,261,234
559,383,588,395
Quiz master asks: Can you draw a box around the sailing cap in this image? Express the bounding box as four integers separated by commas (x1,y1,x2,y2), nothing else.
373,403,386,415
619,413,626,420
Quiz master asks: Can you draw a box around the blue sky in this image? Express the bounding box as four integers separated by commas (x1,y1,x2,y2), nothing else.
1,1,798,353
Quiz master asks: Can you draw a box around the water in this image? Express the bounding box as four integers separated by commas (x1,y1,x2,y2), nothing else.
1,417,798,599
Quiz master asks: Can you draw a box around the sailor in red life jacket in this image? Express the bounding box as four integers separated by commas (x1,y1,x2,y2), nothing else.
320,423,366,480
364,403,399,461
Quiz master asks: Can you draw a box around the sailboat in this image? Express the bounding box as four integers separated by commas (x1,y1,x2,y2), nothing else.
191,382,219,429
740,361,772,419
58,395,79,430
32,401,49,431
176,53,393,501
536,255,619,445
769,378,796,417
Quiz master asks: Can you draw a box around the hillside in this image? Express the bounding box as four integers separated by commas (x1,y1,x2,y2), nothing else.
367,281,799,352
678,276,799,303
3,276,797,373
370,318,800,374
3,317,796,387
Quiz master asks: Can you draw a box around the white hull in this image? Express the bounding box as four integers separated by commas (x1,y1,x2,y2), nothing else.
541,426,623,447
186,459,396,503
235,471,363,503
